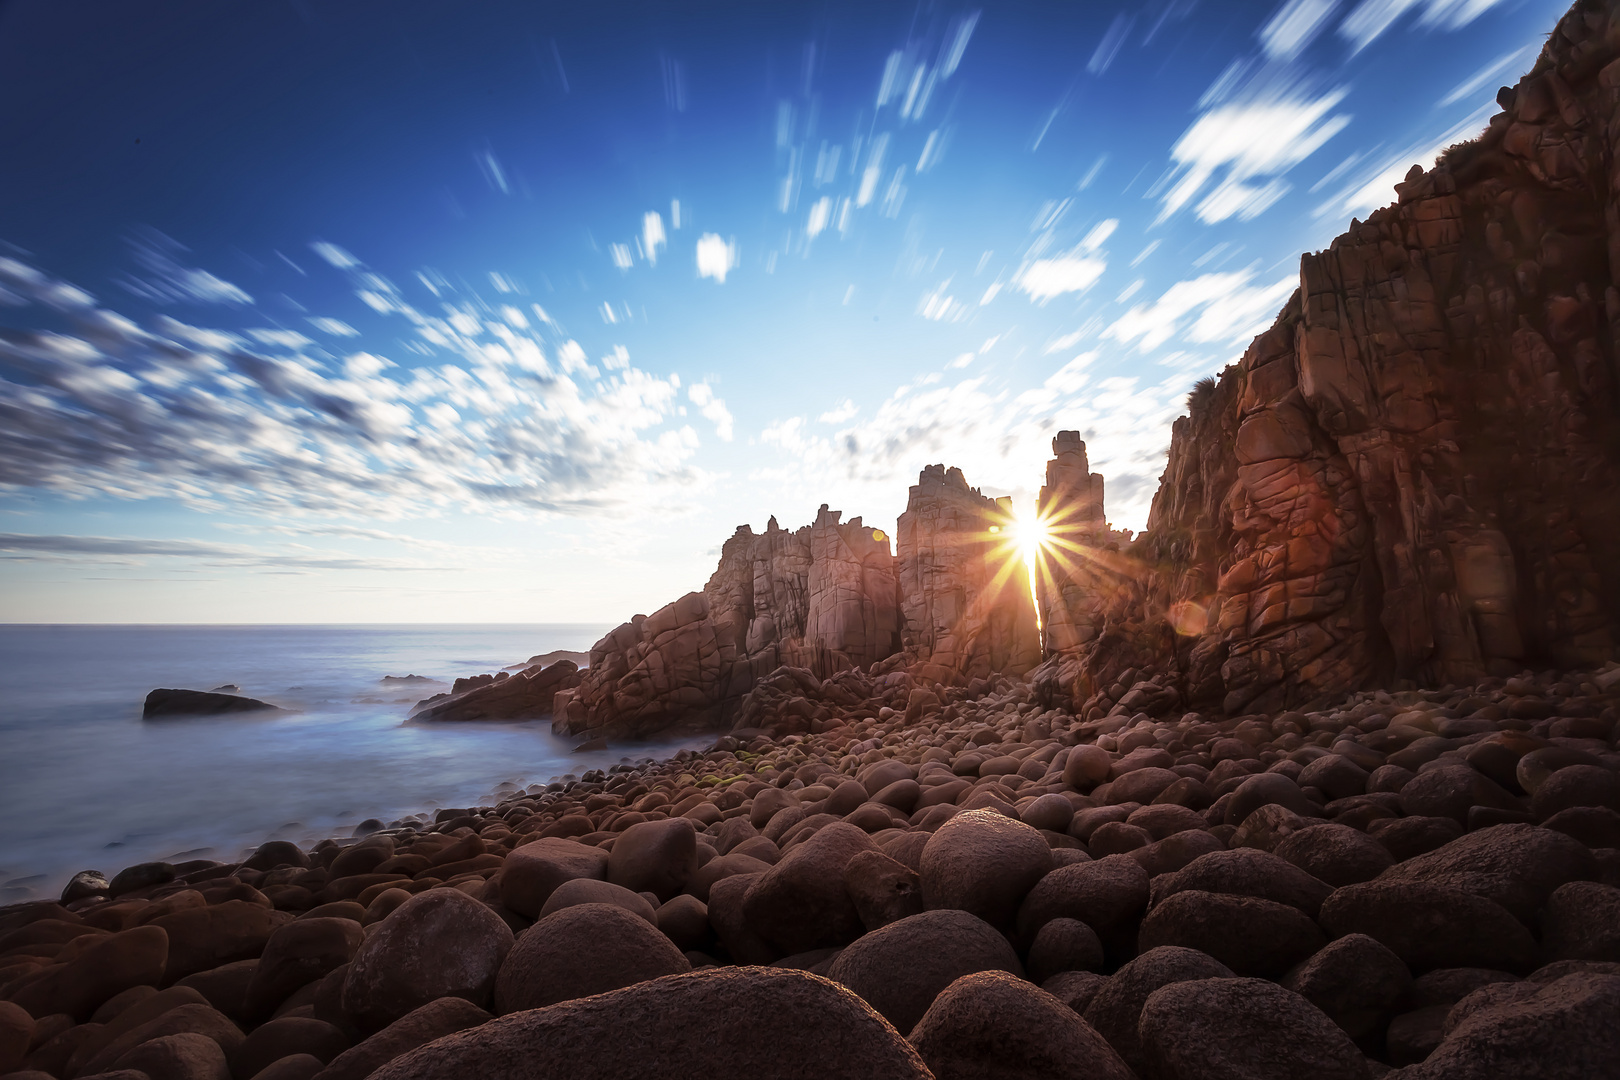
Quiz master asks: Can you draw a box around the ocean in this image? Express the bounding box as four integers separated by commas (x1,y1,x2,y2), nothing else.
0,624,711,903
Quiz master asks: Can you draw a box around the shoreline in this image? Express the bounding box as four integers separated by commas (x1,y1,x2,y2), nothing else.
2,661,1617,1077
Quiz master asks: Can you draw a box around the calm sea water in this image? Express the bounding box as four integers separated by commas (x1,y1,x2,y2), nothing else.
0,624,710,903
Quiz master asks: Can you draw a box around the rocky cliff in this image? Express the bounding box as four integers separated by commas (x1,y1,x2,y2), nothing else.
1053,0,1620,719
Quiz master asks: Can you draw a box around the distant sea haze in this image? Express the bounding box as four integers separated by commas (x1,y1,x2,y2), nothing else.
0,624,706,902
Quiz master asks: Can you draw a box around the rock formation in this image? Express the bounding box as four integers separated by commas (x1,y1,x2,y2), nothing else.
410,661,582,723
897,466,1042,685
1053,5,1620,718
142,688,286,720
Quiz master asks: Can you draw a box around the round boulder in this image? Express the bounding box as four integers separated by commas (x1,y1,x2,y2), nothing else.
826,909,1022,1033
536,878,656,923
493,902,689,1013
741,822,876,955
1138,977,1371,1080
369,967,932,1080
340,888,513,1031
1082,946,1235,1075
1406,972,1620,1079
1139,889,1325,977
908,971,1134,1080
1532,765,1620,822
1280,932,1411,1040
1272,822,1393,887
1318,881,1537,973
921,809,1052,929
1026,918,1104,984
606,818,698,902
1149,846,1332,918
497,838,609,919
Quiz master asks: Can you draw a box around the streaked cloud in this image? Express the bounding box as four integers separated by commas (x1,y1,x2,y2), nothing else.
1339,0,1507,52
0,532,453,572
1105,269,1296,353
1261,0,1341,60
1159,90,1350,224
688,382,734,441
307,317,358,337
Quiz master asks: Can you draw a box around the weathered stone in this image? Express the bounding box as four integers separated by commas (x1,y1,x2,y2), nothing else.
920,809,1052,929
1138,978,1371,1080
492,903,688,1013
1139,889,1326,977
1319,881,1537,973
1082,946,1235,1075
1281,933,1412,1040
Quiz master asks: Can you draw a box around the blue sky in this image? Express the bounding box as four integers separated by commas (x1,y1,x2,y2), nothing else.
0,0,1568,623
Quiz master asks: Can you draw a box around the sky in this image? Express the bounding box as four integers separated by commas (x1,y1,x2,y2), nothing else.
0,0,1570,624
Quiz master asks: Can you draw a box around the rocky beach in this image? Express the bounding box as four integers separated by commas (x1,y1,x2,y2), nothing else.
9,0,1620,1077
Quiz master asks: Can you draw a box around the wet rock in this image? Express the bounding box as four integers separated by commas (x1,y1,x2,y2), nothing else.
368,967,933,1080
825,909,1022,1033
920,809,1052,929
908,970,1134,1080
492,902,689,1013
340,888,513,1031
142,689,285,719
1139,889,1325,977
1138,977,1371,1080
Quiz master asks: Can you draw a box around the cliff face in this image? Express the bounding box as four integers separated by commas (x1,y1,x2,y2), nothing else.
1057,0,1620,717
897,465,1042,685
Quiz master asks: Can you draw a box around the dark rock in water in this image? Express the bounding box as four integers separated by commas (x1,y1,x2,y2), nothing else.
61,869,110,903
143,688,286,719
380,674,439,685
572,737,608,752
109,860,175,896
209,684,240,693
410,660,581,722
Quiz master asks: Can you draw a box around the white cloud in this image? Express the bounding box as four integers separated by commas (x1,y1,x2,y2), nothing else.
688,382,734,440
919,280,968,322
610,244,633,270
1338,0,1505,52
1159,90,1350,224
1078,219,1118,252
807,196,831,239
695,234,737,283
1106,270,1295,353
1088,14,1133,75
1043,328,1088,354
643,212,666,265
1017,255,1106,302
307,317,359,337
857,134,889,207
820,400,858,423
311,242,359,269
1261,0,1340,60
948,353,975,369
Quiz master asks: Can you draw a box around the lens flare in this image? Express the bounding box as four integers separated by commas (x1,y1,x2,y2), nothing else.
1013,508,1051,635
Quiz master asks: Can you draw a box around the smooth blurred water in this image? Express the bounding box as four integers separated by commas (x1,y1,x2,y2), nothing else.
0,624,708,902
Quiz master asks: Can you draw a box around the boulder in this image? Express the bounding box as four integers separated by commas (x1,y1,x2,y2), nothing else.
1318,881,1537,973
228,1017,347,1080
842,849,924,931
367,968,932,1080
244,919,363,1020
1149,847,1333,918
1401,973,1620,1079
1398,764,1521,826
1139,889,1325,977
536,878,657,923
497,838,610,918
0,1000,32,1076
1224,773,1323,826
920,810,1052,928
1137,977,1371,1080
1082,946,1235,1075
1532,765,1620,822
825,909,1023,1033
1041,969,1108,1015
310,997,490,1080
151,902,288,985
908,970,1134,1080
339,888,513,1031
492,902,689,1013
1376,824,1597,926
142,689,285,719
1026,918,1105,984
1272,822,1393,887
11,924,169,1021
1281,933,1411,1041
110,1032,230,1080
1367,815,1463,861
606,818,698,902
1015,855,1149,960
742,822,875,955
1541,881,1620,962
